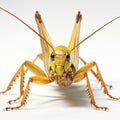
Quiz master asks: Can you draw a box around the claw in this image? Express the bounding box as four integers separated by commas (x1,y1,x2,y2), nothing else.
93,103,109,111
107,94,120,100
5,104,23,111
5,107,12,111
8,96,22,104
8,100,15,105
98,107,109,111
5,107,18,111
113,98,120,100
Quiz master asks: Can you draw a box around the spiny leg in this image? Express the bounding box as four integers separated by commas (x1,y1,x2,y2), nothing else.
10,60,47,104
79,57,112,89
73,63,108,110
73,61,120,110
85,73,108,110
0,54,43,94
93,62,120,100
5,76,52,111
0,64,25,104
0,60,47,104
77,61,120,100
8,63,26,104
0,65,24,95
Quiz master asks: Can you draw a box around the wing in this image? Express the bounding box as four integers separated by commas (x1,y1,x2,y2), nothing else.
35,11,54,75
68,11,82,70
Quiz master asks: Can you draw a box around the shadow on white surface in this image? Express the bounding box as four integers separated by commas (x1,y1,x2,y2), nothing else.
0,80,120,120
8,81,118,111
28,84,90,110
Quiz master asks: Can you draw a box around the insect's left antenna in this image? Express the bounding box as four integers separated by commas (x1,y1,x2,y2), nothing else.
0,7,55,52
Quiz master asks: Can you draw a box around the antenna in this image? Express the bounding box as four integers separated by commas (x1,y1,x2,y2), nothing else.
0,7,55,52
70,15,120,52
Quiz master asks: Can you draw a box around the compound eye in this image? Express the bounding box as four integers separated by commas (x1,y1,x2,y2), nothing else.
66,53,70,61
50,52,55,60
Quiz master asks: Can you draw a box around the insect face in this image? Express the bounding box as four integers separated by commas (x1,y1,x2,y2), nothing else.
49,45,72,76
49,45,75,87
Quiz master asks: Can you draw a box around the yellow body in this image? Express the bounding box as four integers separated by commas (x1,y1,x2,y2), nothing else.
0,7,120,111
35,11,81,87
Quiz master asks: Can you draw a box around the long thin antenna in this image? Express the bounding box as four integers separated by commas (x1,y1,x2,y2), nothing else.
0,7,55,52
70,15,120,52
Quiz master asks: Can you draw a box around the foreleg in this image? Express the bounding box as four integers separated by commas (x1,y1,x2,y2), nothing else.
79,57,112,89
5,76,51,111
73,61,120,110
0,60,47,104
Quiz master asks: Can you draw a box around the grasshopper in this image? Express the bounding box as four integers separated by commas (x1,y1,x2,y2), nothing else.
0,7,120,111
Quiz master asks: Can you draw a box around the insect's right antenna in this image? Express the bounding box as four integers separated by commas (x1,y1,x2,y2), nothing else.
0,7,55,53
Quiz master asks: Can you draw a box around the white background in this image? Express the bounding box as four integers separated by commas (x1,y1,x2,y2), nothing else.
0,0,120,120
